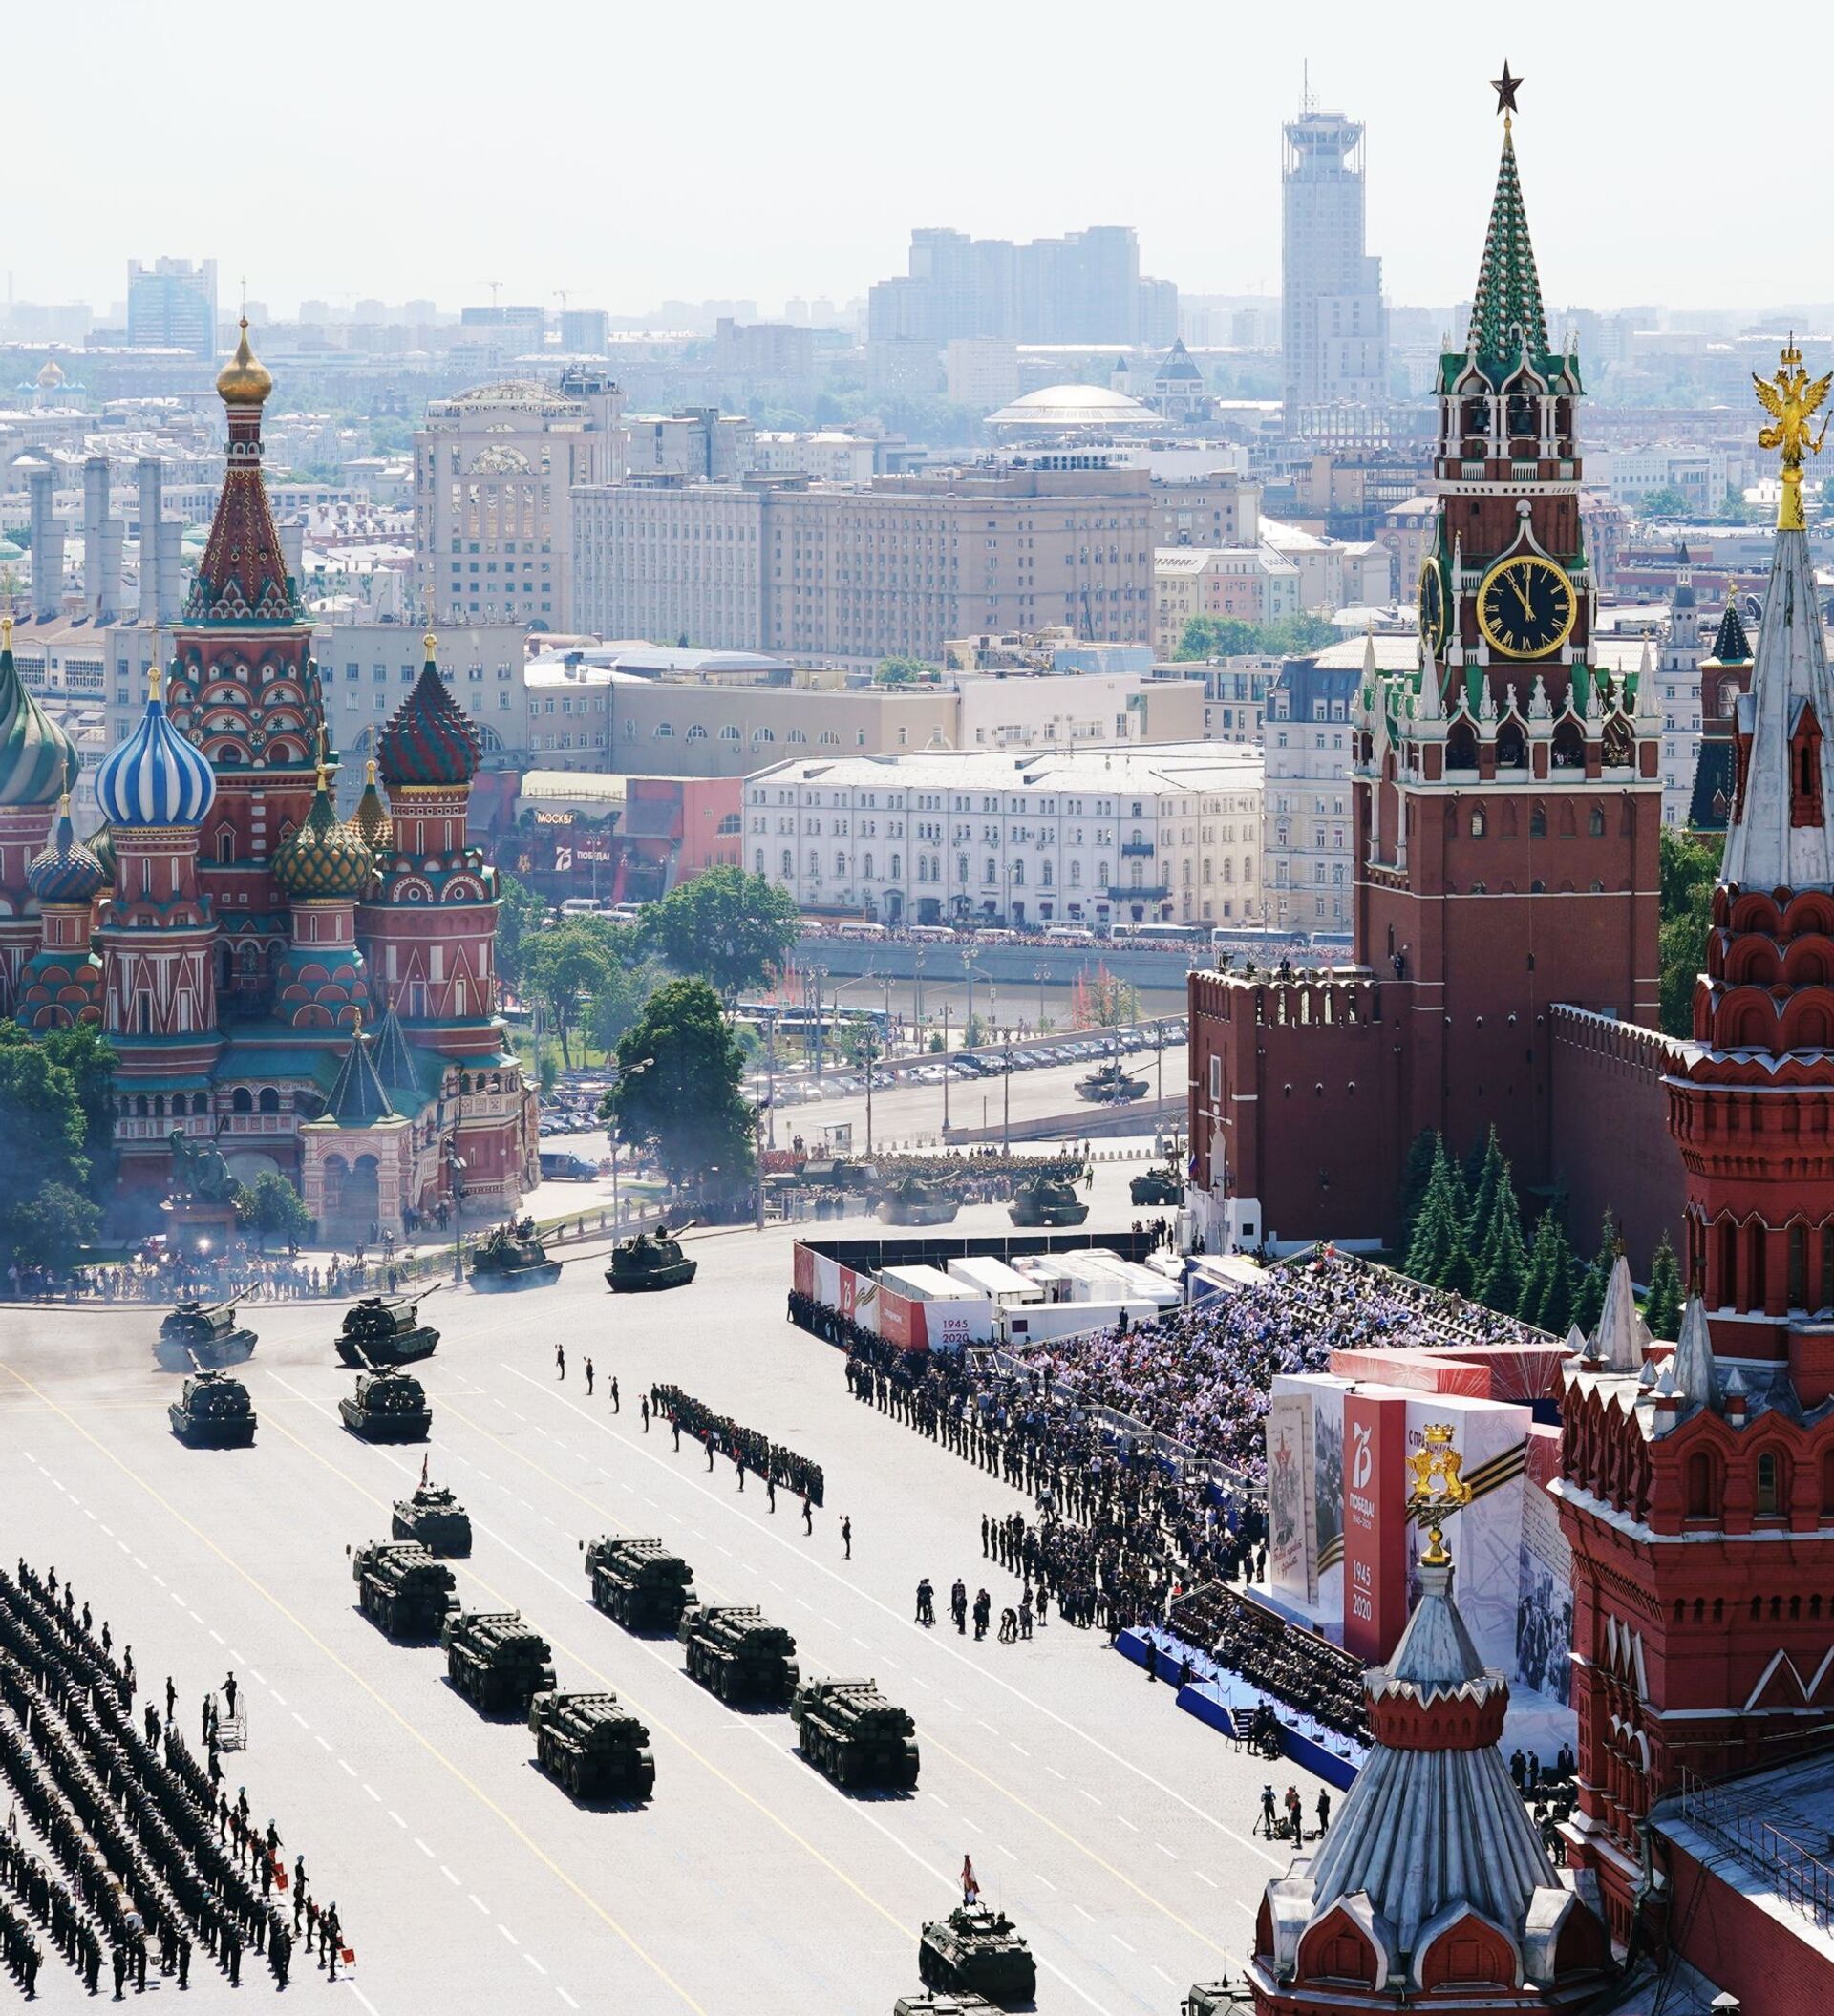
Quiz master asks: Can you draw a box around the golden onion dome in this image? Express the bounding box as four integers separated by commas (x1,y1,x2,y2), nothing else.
273,771,374,900
216,318,273,407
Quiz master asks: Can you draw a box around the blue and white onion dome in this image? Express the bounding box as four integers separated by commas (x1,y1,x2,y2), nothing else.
96,668,216,829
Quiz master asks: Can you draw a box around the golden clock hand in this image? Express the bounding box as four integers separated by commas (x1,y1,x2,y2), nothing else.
1512,570,1533,617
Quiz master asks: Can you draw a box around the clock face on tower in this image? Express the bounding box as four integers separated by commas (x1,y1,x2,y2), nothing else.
1477,554,1577,659
1418,557,1447,658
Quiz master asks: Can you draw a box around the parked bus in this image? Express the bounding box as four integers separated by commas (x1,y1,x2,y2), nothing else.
1041,924,1096,945
834,921,887,941
1109,921,1206,948
906,923,957,942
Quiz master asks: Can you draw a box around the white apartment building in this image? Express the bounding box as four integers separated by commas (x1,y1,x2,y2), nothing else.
1153,547,1300,657
1260,520,1395,612
946,339,1020,410
415,370,624,628
745,743,1262,930
1654,577,1706,828
317,621,531,780
1262,642,1369,935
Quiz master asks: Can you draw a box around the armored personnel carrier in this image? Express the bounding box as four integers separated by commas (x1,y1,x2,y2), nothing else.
917,1907,1036,2006
528,1689,655,1801
352,1540,458,1641
677,1603,800,1706
1077,1060,1149,1103
1130,1164,1182,1206
336,1287,440,1367
586,1535,697,1633
1008,1173,1089,1228
158,1300,256,1367
1181,1985,1257,2016
893,1997,998,2016
338,1367,433,1442
392,1483,473,1557
605,1226,696,1293
167,1368,257,1448
469,1218,562,1292
793,1677,919,1789
875,1177,959,1227
441,1610,557,1716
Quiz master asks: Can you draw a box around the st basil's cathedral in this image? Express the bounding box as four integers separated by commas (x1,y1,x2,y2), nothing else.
0,323,538,1241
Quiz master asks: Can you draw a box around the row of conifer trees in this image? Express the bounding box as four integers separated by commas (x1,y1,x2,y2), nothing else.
1397,1126,1683,1341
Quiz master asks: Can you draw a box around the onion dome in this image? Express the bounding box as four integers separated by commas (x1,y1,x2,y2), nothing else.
96,668,217,828
26,796,104,906
83,822,116,887
352,758,394,851
216,318,273,407
273,769,374,900
0,616,79,808
376,634,481,789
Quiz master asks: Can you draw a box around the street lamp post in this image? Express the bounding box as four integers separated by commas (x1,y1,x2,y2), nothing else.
764,1009,778,1148
810,965,829,1082
913,947,926,1050
962,952,977,1057
942,1003,951,1135
603,1058,651,1231
443,1139,466,1285
1034,962,1050,1035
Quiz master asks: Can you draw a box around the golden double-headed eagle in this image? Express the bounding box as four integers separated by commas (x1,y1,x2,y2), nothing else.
1406,1423,1473,1568
1754,343,1832,531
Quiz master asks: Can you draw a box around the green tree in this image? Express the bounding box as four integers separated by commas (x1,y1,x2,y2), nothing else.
643,866,800,1002
834,1012,882,1067
1644,1231,1683,1341
1476,1207,1527,1318
1439,1221,1477,1299
1404,1149,1461,1284
1638,486,1691,520
494,871,551,995
235,1171,312,1252
1533,1218,1580,1335
605,978,756,1190
1464,1126,1505,1249
0,1021,117,1197
1658,828,1721,1036
1261,612,1340,655
0,1043,97,1270
1397,1129,1439,1253
1176,616,1262,662
585,951,659,1058
875,655,937,684
522,918,622,1067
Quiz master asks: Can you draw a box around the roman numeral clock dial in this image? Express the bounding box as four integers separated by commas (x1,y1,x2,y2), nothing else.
1477,555,1576,658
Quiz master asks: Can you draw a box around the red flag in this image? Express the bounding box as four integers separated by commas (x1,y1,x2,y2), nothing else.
274,1861,288,1891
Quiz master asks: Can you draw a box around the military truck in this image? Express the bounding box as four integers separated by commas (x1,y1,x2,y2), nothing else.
352,1540,458,1641
469,1218,562,1292
875,1177,959,1227
1008,1173,1089,1228
1076,1060,1149,1103
916,1908,1036,2006
392,1483,473,1557
441,1610,557,1716
793,1677,919,1789
893,1997,998,2016
338,1367,433,1442
585,1535,697,1633
605,1226,696,1293
677,1603,800,1706
528,1689,655,1801
1129,1164,1182,1205
158,1300,256,1366
167,1368,257,1448
335,1287,440,1367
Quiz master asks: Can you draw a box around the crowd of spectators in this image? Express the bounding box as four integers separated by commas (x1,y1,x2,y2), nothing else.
1160,1585,1369,1744
0,1561,331,1994
1009,1249,1545,1483
651,1384,826,1506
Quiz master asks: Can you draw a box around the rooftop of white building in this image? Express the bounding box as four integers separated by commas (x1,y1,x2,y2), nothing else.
747,741,1262,795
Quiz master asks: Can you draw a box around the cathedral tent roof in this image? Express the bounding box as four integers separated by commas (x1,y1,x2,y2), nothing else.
367,1000,424,1093
1707,590,1752,667
377,639,482,789
321,1020,395,1125
1457,120,1555,383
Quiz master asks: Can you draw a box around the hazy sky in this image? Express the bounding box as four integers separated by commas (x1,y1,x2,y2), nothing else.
7,1,1778,320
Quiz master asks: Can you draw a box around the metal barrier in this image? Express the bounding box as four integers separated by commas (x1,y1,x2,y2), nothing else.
1675,1769,1834,1929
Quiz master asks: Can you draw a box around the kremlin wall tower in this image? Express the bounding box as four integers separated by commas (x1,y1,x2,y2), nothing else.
0,324,537,1241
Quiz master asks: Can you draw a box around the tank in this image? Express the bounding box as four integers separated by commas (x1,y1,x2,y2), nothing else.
875,1177,960,1227
677,1602,800,1706
336,1287,440,1367
605,1226,697,1293
1077,1061,1150,1103
893,1998,998,2016
441,1609,557,1716
338,1368,433,1442
469,1218,562,1292
166,1369,256,1448
916,1907,1036,2006
586,1535,697,1633
392,1483,473,1557
158,1300,257,1366
1182,1985,1256,2016
528,1689,655,1801
352,1540,458,1642
793,1677,919,1789
1008,1174,1089,1228
1130,1165,1182,1205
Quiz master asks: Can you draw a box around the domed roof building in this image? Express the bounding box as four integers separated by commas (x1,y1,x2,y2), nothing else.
3,337,537,1237
983,382,1159,435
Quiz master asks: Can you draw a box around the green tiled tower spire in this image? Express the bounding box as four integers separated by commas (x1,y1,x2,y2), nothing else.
1465,120,1548,374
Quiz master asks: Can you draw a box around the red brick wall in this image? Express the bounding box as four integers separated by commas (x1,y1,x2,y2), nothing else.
1549,1007,1686,1274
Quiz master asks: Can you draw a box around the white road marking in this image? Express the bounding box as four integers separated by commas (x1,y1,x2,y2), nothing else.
388,1810,407,1830
1115,1815,1139,1833
338,1760,356,1777
1010,1742,1030,1757
1155,1843,1177,1860
1074,1902,1097,1922
1194,1870,1217,1888
440,1866,459,1886
1034,1874,1056,1891
414,1838,434,1857
557,1990,579,2008
470,1894,489,1915
499,1924,520,1946
525,1951,547,1975
1112,1935,1135,1953
209,1629,224,1644
1154,1965,1177,1984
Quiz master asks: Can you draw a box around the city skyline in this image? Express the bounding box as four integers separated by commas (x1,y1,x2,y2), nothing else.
6,0,1796,322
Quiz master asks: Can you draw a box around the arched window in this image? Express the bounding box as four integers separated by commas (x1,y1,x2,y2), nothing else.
985,859,997,885
834,850,845,877
889,854,901,879
780,849,792,878
863,853,875,881
1756,1450,1781,1517
1589,805,1607,838
1686,1450,1716,1519
653,722,673,738
1446,720,1479,770
231,1087,253,1114
258,1087,280,1113
1012,860,1025,886
1791,1223,1809,1308
1530,802,1547,838
1496,720,1526,770
1041,860,1053,887
685,724,708,741
755,849,765,874
216,827,235,863
1070,860,1082,885
1470,806,1486,838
